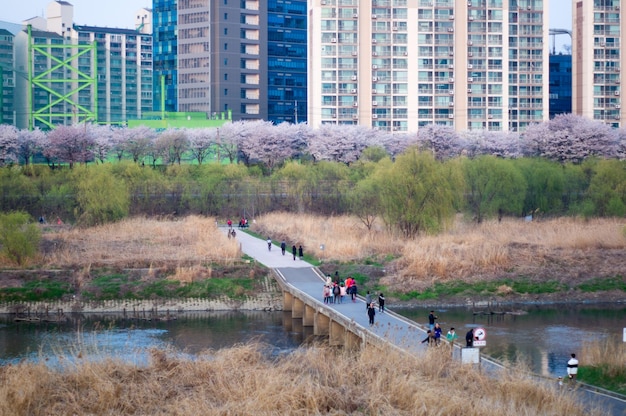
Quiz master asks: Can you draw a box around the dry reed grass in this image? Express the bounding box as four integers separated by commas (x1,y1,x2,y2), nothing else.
582,335,626,372
254,213,626,290
38,216,240,269
0,343,598,416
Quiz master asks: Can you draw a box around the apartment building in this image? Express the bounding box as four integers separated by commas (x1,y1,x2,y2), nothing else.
71,25,153,124
0,29,15,125
572,0,622,127
153,0,307,124
308,0,549,132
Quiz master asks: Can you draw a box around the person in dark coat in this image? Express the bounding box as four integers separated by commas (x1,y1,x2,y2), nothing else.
367,302,376,326
280,240,286,255
292,245,297,260
298,245,303,260
465,328,474,347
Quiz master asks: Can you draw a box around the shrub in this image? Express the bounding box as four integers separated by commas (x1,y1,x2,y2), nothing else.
0,211,41,265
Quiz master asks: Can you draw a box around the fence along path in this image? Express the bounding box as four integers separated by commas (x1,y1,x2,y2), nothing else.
228,228,626,416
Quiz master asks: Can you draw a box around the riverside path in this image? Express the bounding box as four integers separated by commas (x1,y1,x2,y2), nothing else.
228,228,626,416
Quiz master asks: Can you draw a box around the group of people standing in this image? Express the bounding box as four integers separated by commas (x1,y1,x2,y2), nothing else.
421,310,459,348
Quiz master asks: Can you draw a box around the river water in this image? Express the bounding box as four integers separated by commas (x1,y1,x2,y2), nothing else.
1,303,624,378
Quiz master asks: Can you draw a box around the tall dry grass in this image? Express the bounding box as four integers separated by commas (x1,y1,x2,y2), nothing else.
0,343,599,416
254,213,626,290
38,216,240,269
582,335,626,376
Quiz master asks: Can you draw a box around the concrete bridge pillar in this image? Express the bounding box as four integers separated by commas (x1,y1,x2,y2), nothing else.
303,304,314,327
329,320,344,347
283,292,293,312
314,312,330,336
345,330,363,350
292,298,304,319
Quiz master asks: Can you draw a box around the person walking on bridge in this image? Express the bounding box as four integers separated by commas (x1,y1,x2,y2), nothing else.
292,245,297,260
267,237,272,251
367,302,376,326
280,240,286,255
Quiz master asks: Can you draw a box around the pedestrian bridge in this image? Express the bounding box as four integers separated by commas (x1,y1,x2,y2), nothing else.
274,267,426,353
230,228,626,416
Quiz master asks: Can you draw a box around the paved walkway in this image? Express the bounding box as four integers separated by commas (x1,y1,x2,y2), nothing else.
228,228,626,416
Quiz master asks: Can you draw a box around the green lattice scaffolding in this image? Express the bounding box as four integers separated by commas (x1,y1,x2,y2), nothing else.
27,25,97,130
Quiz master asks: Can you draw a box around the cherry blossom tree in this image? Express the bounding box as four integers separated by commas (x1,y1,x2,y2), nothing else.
17,128,45,165
44,124,95,168
88,124,114,164
113,126,155,163
463,130,523,159
216,121,245,164
306,124,371,164
522,114,618,163
0,125,19,166
238,121,304,172
155,128,189,165
187,127,216,165
416,124,462,161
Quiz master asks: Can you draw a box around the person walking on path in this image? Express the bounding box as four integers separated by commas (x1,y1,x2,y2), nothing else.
367,302,376,326
365,291,372,311
351,280,358,302
428,311,438,332
378,293,385,313
227,219,232,229
267,237,272,251
567,353,579,387
280,240,286,255
298,245,304,260
292,245,297,260
465,328,475,347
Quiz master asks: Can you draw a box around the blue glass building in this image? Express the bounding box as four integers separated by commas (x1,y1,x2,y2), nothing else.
549,54,572,118
153,0,178,112
267,0,307,124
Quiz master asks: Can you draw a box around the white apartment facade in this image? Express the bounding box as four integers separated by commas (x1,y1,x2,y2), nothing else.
572,0,622,127
308,0,549,132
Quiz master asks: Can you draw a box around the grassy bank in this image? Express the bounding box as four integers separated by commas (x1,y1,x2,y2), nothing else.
580,336,626,395
0,343,600,416
253,213,626,302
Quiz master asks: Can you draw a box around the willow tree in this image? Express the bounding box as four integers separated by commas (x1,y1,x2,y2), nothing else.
372,148,462,237
463,155,527,223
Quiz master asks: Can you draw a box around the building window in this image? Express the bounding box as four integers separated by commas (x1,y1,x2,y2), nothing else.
224,28,228,35
224,88,228,96
224,43,228,50
224,13,228,20
224,73,228,81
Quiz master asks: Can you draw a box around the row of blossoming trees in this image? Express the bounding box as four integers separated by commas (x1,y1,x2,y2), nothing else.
0,114,625,169
0,114,625,231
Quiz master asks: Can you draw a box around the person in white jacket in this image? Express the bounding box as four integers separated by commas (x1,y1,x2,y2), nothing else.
567,353,579,386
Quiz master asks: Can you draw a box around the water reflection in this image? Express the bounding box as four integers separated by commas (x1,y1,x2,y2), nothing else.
2,304,624,378
394,303,626,377
0,311,304,367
